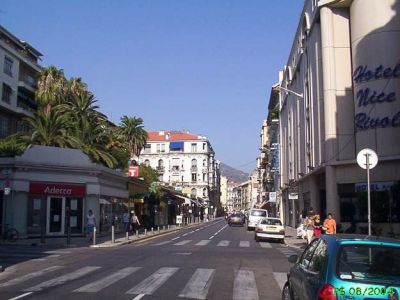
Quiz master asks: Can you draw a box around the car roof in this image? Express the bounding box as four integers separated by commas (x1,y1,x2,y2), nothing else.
321,234,400,245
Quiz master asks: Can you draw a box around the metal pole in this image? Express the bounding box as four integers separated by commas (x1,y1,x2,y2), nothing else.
112,225,115,243
93,227,96,246
366,154,371,236
144,228,147,235
126,231,129,240
151,227,154,234
136,229,139,237
157,226,160,234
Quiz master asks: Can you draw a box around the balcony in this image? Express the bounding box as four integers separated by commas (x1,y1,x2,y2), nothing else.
156,166,165,173
18,74,36,94
191,166,198,172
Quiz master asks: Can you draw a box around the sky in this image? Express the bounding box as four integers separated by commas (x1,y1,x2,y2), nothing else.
1,0,304,173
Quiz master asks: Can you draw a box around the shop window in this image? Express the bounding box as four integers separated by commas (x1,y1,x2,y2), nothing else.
27,196,45,236
66,198,83,234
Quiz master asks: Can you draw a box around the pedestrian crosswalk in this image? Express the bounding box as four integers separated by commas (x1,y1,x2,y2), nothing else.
276,246,298,258
0,265,288,299
153,239,288,249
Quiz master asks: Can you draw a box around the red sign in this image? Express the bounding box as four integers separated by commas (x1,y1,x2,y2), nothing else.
29,182,86,197
128,165,139,177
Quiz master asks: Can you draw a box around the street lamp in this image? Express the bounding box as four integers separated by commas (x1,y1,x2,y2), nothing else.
278,86,303,99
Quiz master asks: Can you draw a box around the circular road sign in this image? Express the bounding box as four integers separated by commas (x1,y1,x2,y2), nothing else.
357,148,378,170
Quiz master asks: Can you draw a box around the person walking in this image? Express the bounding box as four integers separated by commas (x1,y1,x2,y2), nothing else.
130,211,141,235
86,209,96,242
323,213,337,234
313,215,323,237
304,208,315,244
123,211,130,233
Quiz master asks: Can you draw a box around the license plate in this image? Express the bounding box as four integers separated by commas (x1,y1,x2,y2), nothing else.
266,226,276,230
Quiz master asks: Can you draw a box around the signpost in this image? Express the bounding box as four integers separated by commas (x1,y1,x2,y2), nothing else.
357,148,378,236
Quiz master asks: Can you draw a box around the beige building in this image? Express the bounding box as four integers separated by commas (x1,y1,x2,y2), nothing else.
220,176,228,212
278,0,400,234
0,26,42,138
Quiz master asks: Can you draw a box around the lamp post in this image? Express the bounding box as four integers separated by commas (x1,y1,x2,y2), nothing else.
277,86,303,99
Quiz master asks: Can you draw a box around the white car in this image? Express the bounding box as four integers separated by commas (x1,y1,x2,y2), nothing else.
254,217,285,243
247,209,268,230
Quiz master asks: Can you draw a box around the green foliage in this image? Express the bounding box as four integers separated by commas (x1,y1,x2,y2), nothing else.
0,135,28,157
117,116,148,157
138,164,159,184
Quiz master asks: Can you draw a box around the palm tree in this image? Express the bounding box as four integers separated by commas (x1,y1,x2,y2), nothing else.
36,66,67,113
67,77,88,99
117,116,148,158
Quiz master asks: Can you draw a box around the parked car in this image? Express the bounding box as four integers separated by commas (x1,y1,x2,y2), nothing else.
228,213,245,227
247,209,268,231
282,234,400,300
254,217,285,243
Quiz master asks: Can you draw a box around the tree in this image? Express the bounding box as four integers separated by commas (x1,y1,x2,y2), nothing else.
0,135,27,157
117,116,148,158
36,66,67,113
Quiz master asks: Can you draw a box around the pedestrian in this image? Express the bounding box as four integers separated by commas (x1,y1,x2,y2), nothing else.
130,211,140,235
304,208,315,244
323,213,337,234
123,211,130,233
86,209,96,242
313,215,323,237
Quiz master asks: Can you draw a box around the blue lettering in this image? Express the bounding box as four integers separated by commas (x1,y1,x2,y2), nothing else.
393,112,400,127
387,92,396,102
376,92,385,102
353,65,366,83
354,64,400,82
356,89,396,107
381,117,389,127
383,67,393,78
355,111,400,131
394,64,400,77
357,88,369,107
374,65,383,79
355,113,367,130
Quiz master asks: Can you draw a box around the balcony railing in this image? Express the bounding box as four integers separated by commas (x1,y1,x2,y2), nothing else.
156,166,165,173
191,166,198,172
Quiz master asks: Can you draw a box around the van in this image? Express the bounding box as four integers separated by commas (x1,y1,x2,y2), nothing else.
247,209,268,230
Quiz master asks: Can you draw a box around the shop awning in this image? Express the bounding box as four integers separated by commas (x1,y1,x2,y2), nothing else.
175,195,204,207
169,141,184,150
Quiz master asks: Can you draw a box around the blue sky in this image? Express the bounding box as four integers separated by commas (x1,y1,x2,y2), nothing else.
1,0,304,172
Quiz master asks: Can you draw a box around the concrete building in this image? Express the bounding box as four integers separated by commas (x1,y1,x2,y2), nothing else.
220,176,228,212
137,130,220,216
226,181,236,213
0,26,42,138
278,0,400,234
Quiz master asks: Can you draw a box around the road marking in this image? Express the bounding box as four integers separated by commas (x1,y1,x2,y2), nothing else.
44,250,71,254
239,241,250,247
273,272,287,291
171,237,180,241
209,235,215,240
208,224,228,239
0,266,63,288
233,270,259,300
195,240,211,246
179,268,215,299
126,267,179,295
47,254,60,258
217,240,230,247
74,267,141,293
24,266,101,292
182,233,189,237
174,240,191,246
132,294,145,300
8,292,33,300
153,241,171,246
173,252,192,255
259,242,272,248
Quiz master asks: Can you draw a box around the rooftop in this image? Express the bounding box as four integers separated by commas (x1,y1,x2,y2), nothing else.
147,130,207,142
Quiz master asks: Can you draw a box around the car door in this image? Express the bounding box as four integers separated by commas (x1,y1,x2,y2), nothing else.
290,239,321,300
302,239,327,299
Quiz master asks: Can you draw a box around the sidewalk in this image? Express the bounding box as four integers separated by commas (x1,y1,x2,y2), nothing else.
2,221,207,250
284,226,307,251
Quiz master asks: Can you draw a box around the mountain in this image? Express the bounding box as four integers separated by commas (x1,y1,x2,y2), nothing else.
219,163,249,183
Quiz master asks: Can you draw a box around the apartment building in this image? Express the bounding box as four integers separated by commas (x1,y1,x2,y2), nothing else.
278,0,400,234
0,26,42,138
137,130,220,215
220,176,228,212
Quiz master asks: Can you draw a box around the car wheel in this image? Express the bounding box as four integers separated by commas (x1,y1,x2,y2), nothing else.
280,239,285,244
282,282,292,300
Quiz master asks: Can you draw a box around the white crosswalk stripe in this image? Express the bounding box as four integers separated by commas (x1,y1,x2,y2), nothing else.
217,240,230,247
259,242,272,248
24,266,101,292
239,241,250,247
273,272,287,291
195,240,211,246
0,266,63,288
178,268,215,299
233,269,259,300
126,267,179,295
153,241,171,246
74,267,141,293
174,240,192,246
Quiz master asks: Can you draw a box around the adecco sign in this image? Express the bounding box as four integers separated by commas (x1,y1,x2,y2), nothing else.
29,182,86,197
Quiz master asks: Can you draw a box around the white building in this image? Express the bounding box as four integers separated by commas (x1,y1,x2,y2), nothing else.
278,0,400,234
137,130,220,214
0,25,42,138
220,176,228,212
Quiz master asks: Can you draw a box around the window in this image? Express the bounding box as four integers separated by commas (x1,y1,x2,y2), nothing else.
3,56,13,76
156,144,161,153
158,174,163,182
191,159,197,170
161,144,165,152
203,159,207,167
191,143,197,152
203,143,206,150
308,240,327,273
203,173,207,182
2,83,12,104
144,144,151,154
191,188,197,198
170,141,184,151
158,159,163,168
191,173,197,182
181,176,184,182
144,159,150,167
0,114,10,138
203,188,207,197
299,238,321,270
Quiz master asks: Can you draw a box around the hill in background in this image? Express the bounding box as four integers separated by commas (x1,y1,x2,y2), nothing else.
220,162,249,183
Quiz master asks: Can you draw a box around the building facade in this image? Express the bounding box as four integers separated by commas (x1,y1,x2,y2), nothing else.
220,176,228,212
137,130,220,216
0,26,41,139
278,0,400,234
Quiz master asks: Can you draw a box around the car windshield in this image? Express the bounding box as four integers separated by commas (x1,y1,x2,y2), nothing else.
250,210,267,217
260,219,282,225
337,244,400,285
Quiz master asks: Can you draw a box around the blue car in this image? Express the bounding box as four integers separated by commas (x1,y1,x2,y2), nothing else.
282,234,400,300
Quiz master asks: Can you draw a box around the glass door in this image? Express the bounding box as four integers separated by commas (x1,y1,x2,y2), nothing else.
47,197,65,235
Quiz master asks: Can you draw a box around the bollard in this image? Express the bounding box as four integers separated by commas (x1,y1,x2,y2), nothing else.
163,225,165,231
145,228,147,235
112,226,115,243
136,230,139,237
93,227,97,246
168,225,170,230
126,231,129,240
151,227,154,234
157,226,160,234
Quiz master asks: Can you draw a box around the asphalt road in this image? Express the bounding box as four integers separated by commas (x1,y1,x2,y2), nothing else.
0,219,300,300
